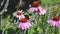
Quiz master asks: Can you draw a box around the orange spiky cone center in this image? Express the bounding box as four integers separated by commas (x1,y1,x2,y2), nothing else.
53,16,59,21
21,18,27,22
21,15,29,22
32,1,39,7
16,12,21,15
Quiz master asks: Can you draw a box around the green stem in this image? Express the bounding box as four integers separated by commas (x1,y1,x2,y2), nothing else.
16,30,20,34
23,30,26,34
50,26,52,34
54,26,57,34
5,30,8,34
41,16,45,34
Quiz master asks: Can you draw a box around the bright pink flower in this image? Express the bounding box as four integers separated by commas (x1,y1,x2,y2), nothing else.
47,16,60,26
28,6,46,15
18,21,31,30
47,19,60,26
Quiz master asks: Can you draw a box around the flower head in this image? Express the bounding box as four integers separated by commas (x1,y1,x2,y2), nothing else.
13,10,25,20
28,6,46,15
18,15,31,30
18,21,31,30
20,15,29,22
13,10,31,30
13,10,23,16
47,16,60,27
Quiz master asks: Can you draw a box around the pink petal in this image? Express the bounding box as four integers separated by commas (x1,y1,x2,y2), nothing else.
47,19,56,26
25,21,31,28
29,7,36,12
56,20,60,26
18,21,31,30
38,6,46,15
47,19,60,26
21,25,25,30
16,15,25,20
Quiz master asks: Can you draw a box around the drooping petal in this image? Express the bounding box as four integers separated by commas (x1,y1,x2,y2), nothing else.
16,15,25,20
47,19,56,26
18,21,31,30
57,20,60,26
47,19,60,26
28,7,36,12
26,21,31,28
38,6,46,15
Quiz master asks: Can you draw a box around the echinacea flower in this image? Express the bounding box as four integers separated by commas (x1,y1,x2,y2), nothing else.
13,10,32,30
13,10,25,20
28,1,46,15
47,16,60,26
18,15,31,30
18,20,31,30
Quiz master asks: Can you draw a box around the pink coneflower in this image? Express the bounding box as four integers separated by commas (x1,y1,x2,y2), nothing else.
18,20,31,30
18,15,31,30
13,10,25,20
28,1,46,15
47,16,60,26
13,10,31,30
